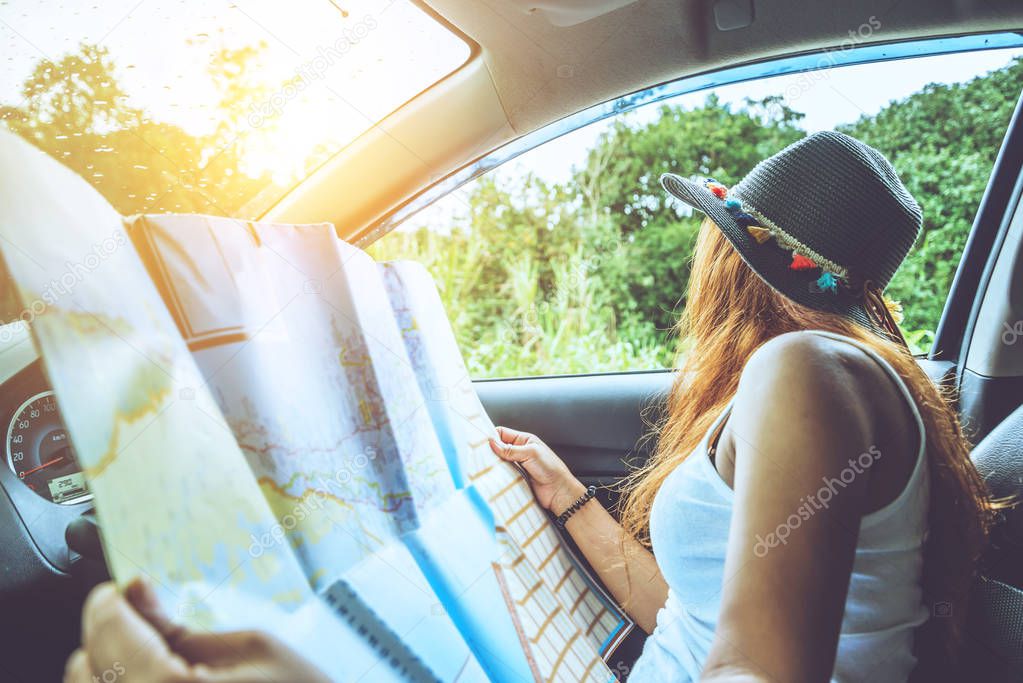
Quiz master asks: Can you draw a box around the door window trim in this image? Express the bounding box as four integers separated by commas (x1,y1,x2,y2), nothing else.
357,32,1023,249
934,92,1023,367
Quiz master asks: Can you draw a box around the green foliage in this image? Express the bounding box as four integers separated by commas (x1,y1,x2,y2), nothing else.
570,95,805,333
0,42,284,320
839,58,1023,333
371,95,813,376
0,43,276,217
374,63,1020,377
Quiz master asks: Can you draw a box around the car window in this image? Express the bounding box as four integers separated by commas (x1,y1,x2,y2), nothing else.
368,49,1023,379
0,0,469,219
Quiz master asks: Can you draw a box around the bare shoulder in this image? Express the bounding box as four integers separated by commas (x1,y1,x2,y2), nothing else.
734,331,902,441
744,330,895,395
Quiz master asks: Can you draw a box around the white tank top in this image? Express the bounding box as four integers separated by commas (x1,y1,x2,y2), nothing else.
630,331,930,682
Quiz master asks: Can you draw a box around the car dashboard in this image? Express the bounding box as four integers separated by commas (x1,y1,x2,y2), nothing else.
0,321,101,682
1,321,94,575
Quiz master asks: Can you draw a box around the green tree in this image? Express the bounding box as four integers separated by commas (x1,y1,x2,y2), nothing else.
373,61,1019,377
0,42,276,217
839,56,1023,335
572,94,805,333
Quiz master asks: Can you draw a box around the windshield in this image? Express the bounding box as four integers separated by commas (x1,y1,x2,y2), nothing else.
0,0,470,218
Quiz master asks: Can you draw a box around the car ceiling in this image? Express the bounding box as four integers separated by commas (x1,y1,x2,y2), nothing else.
433,0,1023,134
266,0,1023,238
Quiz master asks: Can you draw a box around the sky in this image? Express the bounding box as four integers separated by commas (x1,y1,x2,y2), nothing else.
517,48,1023,186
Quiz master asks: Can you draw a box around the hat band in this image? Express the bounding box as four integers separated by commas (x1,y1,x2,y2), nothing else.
731,193,850,279
694,175,908,347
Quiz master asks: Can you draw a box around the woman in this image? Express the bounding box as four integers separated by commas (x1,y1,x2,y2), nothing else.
66,132,992,682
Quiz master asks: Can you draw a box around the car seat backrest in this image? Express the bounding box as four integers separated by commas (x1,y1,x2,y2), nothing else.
958,403,1023,681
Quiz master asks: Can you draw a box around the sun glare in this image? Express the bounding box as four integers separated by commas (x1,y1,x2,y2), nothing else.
0,0,469,216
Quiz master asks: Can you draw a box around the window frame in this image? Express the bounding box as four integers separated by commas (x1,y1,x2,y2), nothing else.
933,90,1023,367
359,31,1023,381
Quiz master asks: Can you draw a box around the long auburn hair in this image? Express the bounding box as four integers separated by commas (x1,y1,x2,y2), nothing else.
618,217,993,673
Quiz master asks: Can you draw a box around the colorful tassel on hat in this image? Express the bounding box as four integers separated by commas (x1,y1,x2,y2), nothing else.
816,271,839,293
789,253,817,271
707,183,727,199
746,225,772,244
724,198,742,210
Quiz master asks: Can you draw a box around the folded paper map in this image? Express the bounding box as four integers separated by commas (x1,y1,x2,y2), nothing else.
0,131,632,682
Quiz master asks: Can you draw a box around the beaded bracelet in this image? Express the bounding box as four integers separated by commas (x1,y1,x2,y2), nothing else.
555,485,598,528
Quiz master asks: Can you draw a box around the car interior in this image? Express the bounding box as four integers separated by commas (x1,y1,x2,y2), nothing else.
2,0,1023,681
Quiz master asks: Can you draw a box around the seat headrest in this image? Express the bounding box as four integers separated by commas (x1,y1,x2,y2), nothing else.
971,403,1023,583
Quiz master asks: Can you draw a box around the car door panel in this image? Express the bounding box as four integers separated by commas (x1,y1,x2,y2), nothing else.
476,371,670,510
476,358,956,512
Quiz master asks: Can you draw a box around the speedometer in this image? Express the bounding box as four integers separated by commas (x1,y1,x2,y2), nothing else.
6,391,90,504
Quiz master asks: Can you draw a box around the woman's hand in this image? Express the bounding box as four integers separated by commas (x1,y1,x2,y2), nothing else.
489,425,669,634
489,425,586,515
65,578,330,683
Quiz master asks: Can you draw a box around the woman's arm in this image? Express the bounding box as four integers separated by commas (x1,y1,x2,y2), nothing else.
701,333,884,682
491,427,668,632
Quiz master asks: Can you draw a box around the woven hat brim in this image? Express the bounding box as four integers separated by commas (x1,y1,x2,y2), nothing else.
659,173,876,332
